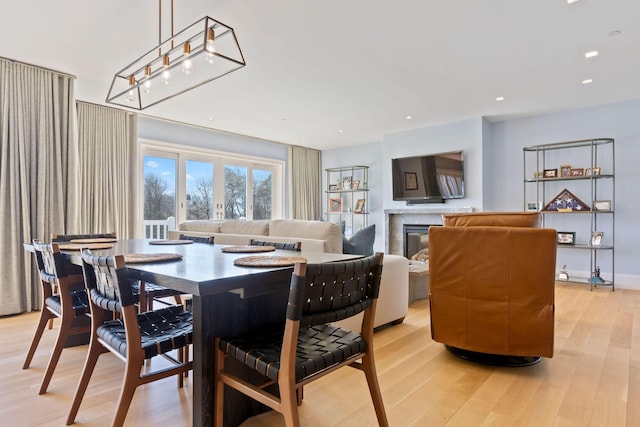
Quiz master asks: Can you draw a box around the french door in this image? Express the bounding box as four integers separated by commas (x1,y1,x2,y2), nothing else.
141,144,283,234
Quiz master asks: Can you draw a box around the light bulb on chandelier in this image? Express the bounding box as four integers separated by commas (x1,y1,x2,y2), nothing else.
126,75,136,102
160,54,171,85
204,28,215,64
143,65,152,93
181,42,193,75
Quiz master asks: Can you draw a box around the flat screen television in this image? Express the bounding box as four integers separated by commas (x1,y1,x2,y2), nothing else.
392,151,464,203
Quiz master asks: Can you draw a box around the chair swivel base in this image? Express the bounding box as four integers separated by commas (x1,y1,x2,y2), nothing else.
445,345,541,367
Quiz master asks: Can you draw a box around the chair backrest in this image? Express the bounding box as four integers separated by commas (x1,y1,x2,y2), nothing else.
441,212,541,228
179,234,215,244
249,239,302,251
287,253,384,327
429,212,556,357
51,232,116,242
32,240,73,284
80,250,134,315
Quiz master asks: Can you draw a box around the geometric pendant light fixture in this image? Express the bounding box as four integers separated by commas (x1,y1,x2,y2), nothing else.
106,0,245,110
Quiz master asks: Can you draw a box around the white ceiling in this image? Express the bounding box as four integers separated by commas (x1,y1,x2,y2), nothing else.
2,0,639,150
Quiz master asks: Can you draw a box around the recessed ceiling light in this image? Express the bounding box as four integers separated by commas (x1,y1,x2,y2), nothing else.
338,129,344,133
405,115,413,120
582,79,593,84
495,96,505,102
567,0,580,4
585,50,599,58
208,117,213,121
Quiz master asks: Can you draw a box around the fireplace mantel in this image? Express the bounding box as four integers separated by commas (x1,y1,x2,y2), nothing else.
385,207,474,255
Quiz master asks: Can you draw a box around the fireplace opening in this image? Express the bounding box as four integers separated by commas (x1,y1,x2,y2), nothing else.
403,224,433,259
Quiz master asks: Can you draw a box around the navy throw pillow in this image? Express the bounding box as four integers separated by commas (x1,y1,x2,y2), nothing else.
343,224,375,256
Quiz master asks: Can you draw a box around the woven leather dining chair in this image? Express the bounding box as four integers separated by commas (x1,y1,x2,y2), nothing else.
66,250,193,427
214,253,389,427
179,233,215,244
248,238,302,251
23,240,91,395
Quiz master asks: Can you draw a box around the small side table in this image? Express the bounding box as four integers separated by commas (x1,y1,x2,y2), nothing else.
408,261,429,304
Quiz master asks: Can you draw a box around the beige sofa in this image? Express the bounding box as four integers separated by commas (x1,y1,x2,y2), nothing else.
169,219,409,329
168,219,343,253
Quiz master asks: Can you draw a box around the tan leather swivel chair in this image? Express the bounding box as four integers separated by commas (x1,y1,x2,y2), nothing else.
428,212,557,365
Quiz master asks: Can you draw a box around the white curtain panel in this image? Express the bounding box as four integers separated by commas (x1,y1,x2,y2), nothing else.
287,145,321,220
0,58,77,315
75,102,138,239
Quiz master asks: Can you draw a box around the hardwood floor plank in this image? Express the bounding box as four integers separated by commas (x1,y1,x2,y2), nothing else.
3,285,640,426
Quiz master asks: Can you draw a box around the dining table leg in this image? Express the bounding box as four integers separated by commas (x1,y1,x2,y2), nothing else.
191,289,290,426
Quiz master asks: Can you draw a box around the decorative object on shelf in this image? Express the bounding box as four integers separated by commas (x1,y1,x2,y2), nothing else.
542,188,590,212
590,266,605,284
591,231,604,246
352,180,360,190
532,171,543,179
570,168,584,176
557,231,576,245
106,0,246,110
543,169,558,178
558,264,569,280
559,164,572,177
404,172,418,190
329,198,343,213
593,200,611,211
354,198,366,213
342,176,352,190
585,167,601,176
526,201,540,211
329,184,339,191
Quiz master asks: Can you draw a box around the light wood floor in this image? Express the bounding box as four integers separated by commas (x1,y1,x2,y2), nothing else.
2,283,639,426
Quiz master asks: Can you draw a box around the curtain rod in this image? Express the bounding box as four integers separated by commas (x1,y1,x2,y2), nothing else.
0,56,76,79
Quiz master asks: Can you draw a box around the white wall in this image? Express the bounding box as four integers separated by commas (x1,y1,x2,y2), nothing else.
323,99,640,289
486,99,640,289
323,117,484,252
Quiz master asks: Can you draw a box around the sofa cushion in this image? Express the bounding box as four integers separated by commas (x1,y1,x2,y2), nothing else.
220,220,270,235
342,224,375,256
442,212,541,228
270,220,343,253
179,220,221,233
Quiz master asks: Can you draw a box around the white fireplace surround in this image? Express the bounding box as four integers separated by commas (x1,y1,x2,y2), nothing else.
385,207,474,255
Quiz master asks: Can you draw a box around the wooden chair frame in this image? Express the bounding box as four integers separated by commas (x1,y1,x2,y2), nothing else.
66,251,192,427
214,253,389,427
23,240,90,395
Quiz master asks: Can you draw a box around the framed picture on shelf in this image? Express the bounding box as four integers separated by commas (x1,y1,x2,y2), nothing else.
543,169,558,178
557,231,576,245
342,176,352,190
559,164,572,177
591,231,604,246
329,184,339,191
352,180,360,190
570,168,584,176
585,167,601,176
526,201,540,211
404,172,418,190
593,200,611,211
329,198,343,213
354,198,366,213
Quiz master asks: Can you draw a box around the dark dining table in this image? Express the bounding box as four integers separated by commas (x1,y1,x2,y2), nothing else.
54,238,362,426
